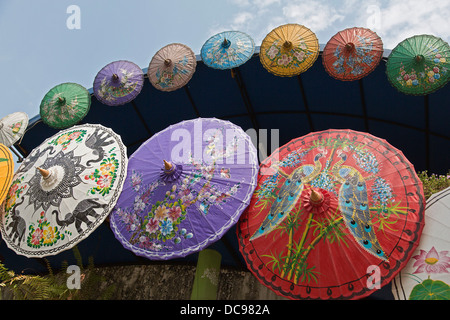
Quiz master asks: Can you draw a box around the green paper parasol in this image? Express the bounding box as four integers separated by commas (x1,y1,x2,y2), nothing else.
40,83,91,129
386,34,450,95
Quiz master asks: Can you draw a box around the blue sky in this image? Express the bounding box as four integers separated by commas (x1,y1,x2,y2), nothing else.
0,0,449,122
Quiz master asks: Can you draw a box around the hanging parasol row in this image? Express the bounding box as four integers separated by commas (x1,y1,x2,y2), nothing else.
25,26,449,131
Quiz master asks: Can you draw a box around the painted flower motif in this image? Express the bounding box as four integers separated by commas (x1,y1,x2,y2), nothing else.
167,206,182,222
351,64,364,76
97,175,112,189
100,161,116,176
412,247,450,274
267,46,279,59
293,50,305,62
220,168,230,179
160,219,173,236
133,197,146,213
58,134,70,145
10,121,22,134
68,131,81,140
30,228,43,246
277,54,293,66
154,205,168,221
145,218,159,234
131,170,143,192
42,226,56,245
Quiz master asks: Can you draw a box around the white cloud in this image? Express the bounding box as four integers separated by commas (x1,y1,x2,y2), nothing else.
231,11,255,30
376,0,450,48
220,0,450,49
281,1,345,31
346,0,450,48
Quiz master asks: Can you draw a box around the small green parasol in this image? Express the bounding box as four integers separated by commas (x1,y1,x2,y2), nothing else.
40,82,91,129
386,34,450,95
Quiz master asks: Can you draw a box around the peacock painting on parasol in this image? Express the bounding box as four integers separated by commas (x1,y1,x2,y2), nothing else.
238,129,425,300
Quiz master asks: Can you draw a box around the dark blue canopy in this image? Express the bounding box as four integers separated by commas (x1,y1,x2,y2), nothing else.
3,46,449,300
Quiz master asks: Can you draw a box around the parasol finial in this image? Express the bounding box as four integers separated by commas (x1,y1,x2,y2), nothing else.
310,189,324,205
345,42,355,51
283,41,292,50
58,97,66,105
163,160,173,171
415,55,424,63
36,167,50,179
222,38,231,49
112,73,119,81
164,59,172,67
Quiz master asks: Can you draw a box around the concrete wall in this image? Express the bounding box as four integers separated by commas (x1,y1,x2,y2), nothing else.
94,264,287,300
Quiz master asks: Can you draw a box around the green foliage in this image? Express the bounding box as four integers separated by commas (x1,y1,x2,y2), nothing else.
417,170,450,200
0,263,57,300
0,246,116,300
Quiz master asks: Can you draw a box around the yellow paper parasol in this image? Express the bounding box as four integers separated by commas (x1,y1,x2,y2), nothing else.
0,143,14,205
260,23,319,77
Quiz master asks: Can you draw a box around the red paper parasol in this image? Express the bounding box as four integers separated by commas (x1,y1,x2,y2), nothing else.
322,27,383,81
238,129,425,300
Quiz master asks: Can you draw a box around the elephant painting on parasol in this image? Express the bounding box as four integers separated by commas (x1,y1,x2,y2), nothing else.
0,124,127,258
51,198,108,234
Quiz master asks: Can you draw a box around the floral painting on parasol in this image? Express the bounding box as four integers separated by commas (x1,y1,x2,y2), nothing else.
0,112,29,148
201,31,255,70
93,60,144,106
148,43,197,92
386,34,450,95
259,23,319,77
110,118,258,260
40,83,91,129
392,186,450,300
322,27,383,81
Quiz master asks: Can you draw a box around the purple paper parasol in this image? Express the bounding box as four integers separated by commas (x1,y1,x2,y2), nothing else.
93,60,144,106
110,118,259,260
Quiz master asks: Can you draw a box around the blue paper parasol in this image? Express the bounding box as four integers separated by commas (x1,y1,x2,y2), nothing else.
201,31,255,70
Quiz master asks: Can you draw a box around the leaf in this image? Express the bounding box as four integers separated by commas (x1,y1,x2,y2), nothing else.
409,278,450,300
